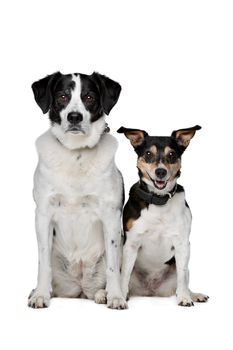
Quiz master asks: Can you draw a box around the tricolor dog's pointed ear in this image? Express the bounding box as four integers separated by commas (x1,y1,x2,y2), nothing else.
117,127,148,147
171,125,201,149
31,72,62,114
91,72,121,115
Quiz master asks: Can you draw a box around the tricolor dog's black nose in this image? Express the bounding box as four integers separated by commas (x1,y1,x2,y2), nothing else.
67,112,83,124
155,168,167,179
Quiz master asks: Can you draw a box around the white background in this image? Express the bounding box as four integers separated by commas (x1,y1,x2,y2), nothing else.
0,1,232,349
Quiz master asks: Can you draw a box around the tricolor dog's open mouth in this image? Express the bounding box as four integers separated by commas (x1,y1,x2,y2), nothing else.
146,172,168,190
153,179,167,190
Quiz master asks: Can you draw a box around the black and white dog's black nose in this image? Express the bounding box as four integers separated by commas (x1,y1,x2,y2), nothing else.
155,168,167,179
67,112,83,124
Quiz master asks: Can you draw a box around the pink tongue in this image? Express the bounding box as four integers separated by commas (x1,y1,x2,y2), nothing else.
156,181,165,188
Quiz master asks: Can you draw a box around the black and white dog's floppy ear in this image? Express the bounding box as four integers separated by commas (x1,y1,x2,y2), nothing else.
31,72,62,114
92,72,121,115
171,125,201,149
117,127,148,148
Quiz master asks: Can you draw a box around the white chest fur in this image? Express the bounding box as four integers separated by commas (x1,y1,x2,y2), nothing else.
128,193,192,271
33,129,122,269
34,130,120,204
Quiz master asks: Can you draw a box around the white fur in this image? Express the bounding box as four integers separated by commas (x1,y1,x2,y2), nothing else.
51,75,106,149
28,122,126,308
121,191,208,306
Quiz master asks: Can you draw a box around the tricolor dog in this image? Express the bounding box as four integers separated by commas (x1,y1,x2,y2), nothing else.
28,72,127,309
118,126,209,306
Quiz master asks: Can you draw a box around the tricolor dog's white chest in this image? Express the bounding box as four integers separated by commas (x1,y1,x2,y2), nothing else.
127,193,191,270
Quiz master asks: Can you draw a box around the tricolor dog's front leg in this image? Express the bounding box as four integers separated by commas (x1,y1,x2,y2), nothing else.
173,237,193,306
28,208,53,308
102,207,127,309
121,234,141,302
173,213,194,307
173,222,209,306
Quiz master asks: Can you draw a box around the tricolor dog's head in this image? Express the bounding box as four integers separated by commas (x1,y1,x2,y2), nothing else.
118,125,201,195
32,72,121,149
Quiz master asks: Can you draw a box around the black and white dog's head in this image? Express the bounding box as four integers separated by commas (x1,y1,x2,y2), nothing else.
32,72,121,149
118,125,201,195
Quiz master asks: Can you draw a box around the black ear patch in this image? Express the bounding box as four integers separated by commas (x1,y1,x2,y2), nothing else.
32,72,62,114
91,72,121,115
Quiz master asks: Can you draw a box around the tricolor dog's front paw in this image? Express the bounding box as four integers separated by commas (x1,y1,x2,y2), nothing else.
190,292,209,303
177,295,194,307
28,289,51,309
107,295,128,310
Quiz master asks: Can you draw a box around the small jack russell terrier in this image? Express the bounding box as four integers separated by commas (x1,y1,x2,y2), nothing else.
118,125,209,307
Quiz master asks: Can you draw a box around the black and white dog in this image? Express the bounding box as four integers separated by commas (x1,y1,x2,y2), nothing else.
28,72,127,309
118,126,209,307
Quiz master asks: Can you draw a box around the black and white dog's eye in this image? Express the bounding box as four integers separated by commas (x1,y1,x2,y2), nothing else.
85,95,95,102
146,151,152,156
57,95,68,104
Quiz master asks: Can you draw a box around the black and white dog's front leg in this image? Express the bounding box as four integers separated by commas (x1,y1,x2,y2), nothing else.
28,208,53,308
102,208,127,309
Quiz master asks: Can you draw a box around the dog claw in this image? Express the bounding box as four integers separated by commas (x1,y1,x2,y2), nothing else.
178,301,194,307
190,292,209,303
177,296,194,307
107,297,128,310
28,289,50,309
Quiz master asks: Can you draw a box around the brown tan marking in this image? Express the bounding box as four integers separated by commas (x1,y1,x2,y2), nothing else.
126,218,135,231
164,146,173,155
137,157,157,180
149,145,157,155
137,145,159,178
164,146,181,180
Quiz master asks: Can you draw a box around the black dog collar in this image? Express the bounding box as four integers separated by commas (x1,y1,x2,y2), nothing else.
135,182,184,206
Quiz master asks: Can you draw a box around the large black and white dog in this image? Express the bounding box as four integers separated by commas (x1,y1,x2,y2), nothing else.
28,72,127,309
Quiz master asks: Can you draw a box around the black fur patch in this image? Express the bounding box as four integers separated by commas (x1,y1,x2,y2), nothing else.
135,135,184,159
123,182,147,243
49,74,74,124
123,182,185,244
165,256,176,265
32,72,121,125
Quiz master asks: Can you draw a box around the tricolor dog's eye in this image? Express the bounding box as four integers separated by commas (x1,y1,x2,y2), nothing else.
166,151,177,163
144,151,154,162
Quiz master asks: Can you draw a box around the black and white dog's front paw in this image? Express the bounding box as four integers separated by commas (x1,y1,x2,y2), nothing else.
107,295,128,310
177,294,194,307
28,289,51,309
94,289,107,304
